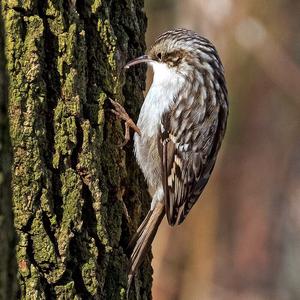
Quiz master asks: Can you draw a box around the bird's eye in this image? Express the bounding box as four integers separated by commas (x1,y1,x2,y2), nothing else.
175,56,181,63
157,53,162,60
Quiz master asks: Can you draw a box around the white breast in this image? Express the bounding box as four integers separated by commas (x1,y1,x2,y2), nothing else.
133,62,185,190
137,62,185,137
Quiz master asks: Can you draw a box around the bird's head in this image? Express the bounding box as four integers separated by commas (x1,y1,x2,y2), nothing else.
124,28,224,81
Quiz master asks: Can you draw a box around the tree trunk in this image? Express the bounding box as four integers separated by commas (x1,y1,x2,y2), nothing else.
0,3,17,299
1,0,150,298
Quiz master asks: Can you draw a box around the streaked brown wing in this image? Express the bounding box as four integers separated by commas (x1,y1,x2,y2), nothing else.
159,98,227,226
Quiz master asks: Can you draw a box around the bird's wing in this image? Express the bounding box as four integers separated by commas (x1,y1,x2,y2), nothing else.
158,93,227,226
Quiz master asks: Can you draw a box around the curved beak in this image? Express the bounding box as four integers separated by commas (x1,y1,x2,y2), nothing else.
124,55,154,69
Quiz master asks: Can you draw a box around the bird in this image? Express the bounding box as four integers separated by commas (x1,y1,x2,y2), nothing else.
110,28,228,296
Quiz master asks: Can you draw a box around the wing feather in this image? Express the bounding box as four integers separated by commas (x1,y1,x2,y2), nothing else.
159,95,227,225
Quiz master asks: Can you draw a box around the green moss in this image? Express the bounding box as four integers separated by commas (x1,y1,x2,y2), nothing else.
82,259,98,295
30,210,56,268
16,233,30,277
56,169,84,260
120,288,126,299
4,10,24,72
4,8,47,237
23,265,46,300
60,168,83,231
97,18,119,92
46,1,65,35
55,281,79,300
98,91,107,126
91,0,103,14
53,112,77,168
19,0,37,11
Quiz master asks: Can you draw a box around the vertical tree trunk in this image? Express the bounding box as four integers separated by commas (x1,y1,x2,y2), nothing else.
0,3,17,299
1,0,150,298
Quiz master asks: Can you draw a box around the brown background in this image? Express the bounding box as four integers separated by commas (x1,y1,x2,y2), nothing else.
144,1,300,299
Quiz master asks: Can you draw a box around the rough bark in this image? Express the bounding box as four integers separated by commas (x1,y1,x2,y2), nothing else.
0,3,17,299
1,0,151,299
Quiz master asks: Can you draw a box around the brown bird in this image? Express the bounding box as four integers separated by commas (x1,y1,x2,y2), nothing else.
111,28,228,296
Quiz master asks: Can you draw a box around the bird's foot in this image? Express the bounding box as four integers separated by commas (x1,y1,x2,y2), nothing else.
109,98,141,147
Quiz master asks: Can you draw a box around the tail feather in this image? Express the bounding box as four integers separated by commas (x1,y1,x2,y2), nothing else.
127,209,153,252
127,201,165,297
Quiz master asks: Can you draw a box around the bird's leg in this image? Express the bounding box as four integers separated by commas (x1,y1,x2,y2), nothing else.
109,98,141,146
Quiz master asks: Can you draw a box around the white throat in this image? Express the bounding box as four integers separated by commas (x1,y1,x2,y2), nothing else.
151,62,181,87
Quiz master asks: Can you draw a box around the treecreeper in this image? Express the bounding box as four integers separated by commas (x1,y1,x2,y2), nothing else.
110,28,229,297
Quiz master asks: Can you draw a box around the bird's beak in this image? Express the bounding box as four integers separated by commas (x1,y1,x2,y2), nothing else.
124,55,154,69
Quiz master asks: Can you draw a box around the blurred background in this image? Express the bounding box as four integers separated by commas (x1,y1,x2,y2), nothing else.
144,1,300,299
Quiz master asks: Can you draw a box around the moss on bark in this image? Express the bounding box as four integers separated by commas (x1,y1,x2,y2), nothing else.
0,3,17,300
0,5,17,300
1,0,151,298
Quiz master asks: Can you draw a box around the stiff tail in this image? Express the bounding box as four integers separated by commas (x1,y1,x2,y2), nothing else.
127,201,165,297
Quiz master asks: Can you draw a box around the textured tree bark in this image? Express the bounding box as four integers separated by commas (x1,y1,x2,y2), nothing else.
1,0,151,299
0,3,17,299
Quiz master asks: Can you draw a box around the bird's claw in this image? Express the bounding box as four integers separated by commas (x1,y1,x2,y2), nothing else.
109,98,141,146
